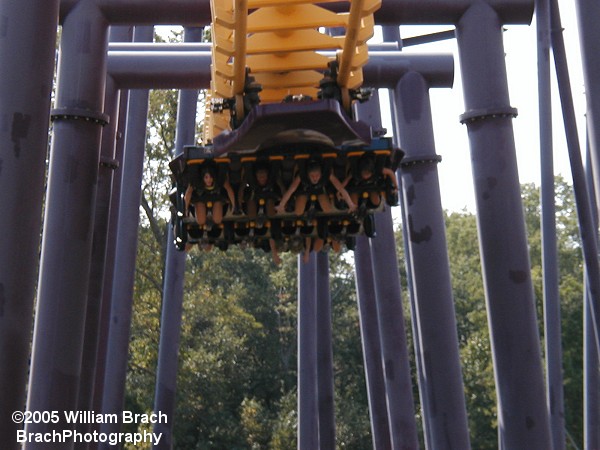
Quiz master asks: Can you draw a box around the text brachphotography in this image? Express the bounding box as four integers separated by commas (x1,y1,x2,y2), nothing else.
17,429,162,446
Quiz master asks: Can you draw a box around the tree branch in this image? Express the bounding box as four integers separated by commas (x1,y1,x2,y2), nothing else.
141,191,165,248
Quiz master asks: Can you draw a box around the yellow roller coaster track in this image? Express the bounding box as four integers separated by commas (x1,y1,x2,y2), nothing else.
204,0,381,142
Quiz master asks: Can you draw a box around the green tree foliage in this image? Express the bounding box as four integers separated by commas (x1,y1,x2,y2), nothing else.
441,177,583,449
443,209,497,448
521,178,584,446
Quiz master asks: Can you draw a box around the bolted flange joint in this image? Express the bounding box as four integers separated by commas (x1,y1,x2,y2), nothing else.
50,107,110,126
459,106,518,124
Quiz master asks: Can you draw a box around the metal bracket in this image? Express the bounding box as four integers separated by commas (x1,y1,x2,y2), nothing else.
400,154,442,167
50,107,110,126
459,106,518,124
99,156,119,170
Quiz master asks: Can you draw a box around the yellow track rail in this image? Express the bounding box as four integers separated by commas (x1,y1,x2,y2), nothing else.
204,0,381,142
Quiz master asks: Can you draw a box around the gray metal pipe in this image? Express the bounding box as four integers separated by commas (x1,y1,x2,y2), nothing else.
369,210,421,450
298,253,319,450
61,0,211,25
106,50,454,90
99,25,153,445
355,93,419,450
536,0,566,447
316,252,336,449
59,0,533,26
354,237,392,450
455,3,552,447
397,181,431,450
24,2,110,447
75,74,121,449
152,26,203,450
107,42,400,52
0,1,60,447
550,0,600,354
107,51,212,89
585,279,600,450
77,27,132,450
394,71,471,450
89,86,130,450
576,0,600,441
584,144,600,450
365,52,455,89
575,0,600,215
385,81,433,448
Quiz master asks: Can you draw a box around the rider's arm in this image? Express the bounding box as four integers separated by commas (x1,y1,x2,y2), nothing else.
329,173,356,211
276,175,301,214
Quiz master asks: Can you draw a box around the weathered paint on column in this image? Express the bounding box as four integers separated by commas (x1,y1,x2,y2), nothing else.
298,253,319,450
0,0,59,447
152,26,203,450
354,237,392,450
536,0,566,447
455,3,552,447
99,25,153,446
355,93,420,449
91,87,129,430
394,71,471,449
316,252,336,449
575,0,600,213
75,73,121,449
25,2,110,447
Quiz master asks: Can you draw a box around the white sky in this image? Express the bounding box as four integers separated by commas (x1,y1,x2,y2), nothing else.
380,0,586,212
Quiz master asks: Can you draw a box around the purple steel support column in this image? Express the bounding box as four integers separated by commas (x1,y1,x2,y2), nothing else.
396,154,432,449
152,26,203,450
584,144,600,450
369,210,420,449
393,72,471,449
76,27,132,450
397,183,432,450
0,0,59,447
316,252,336,449
92,87,129,418
550,0,600,351
455,3,552,447
354,237,392,450
75,73,121,448
355,93,419,449
99,25,153,444
385,79,433,448
382,20,435,438
585,278,600,450
25,2,110,447
575,0,600,212
537,0,566,447
298,253,319,450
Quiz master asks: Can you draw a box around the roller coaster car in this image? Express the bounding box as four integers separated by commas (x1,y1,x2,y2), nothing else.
169,98,402,253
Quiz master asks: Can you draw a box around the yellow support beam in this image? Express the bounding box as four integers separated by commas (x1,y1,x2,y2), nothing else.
253,70,323,89
206,0,381,138
337,0,380,87
248,0,339,7
247,51,331,73
232,0,248,96
246,29,342,54
210,0,234,27
247,4,348,32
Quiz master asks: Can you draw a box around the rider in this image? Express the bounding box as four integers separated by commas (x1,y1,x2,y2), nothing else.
344,152,398,209
276,157,356,215
184,163,236,227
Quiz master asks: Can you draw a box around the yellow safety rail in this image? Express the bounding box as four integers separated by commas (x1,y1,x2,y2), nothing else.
205,0,381,142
